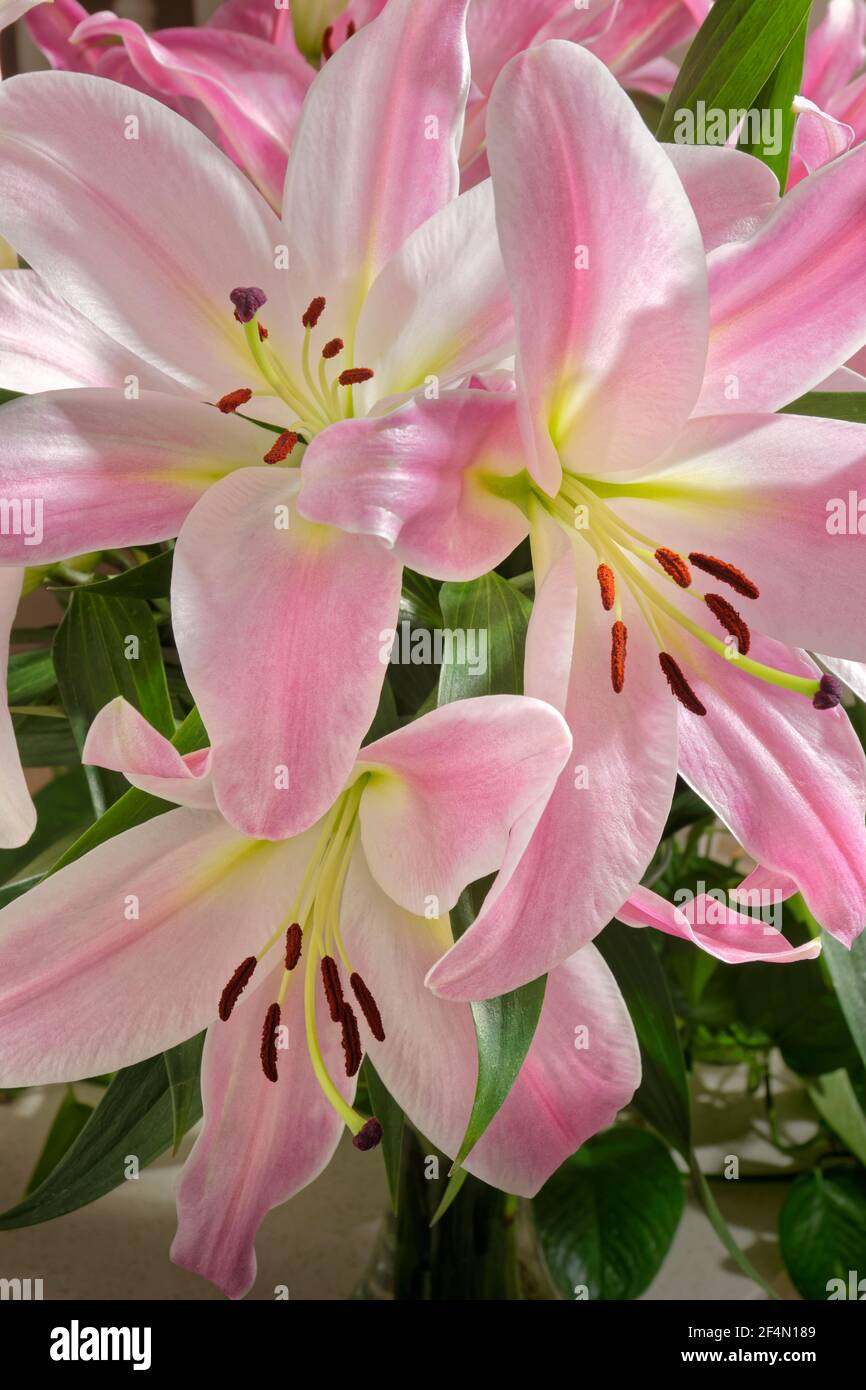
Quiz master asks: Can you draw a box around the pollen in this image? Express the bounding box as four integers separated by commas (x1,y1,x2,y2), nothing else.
658,653,707,716
688,553,759,600
321,955,344,1023
260,1001,281,1082
216,387,252,414
655,548,692,588
322,337,344,360
353,1117,384,1151
338,367,374,386
302,296,326,329
218,955,257,1021
230,286,267,324
263,430,299,464
610,620,627,693
285,923,303,971
350,972,385,1042
340,1002,363,1077
705,593,751,655
596,563,615,611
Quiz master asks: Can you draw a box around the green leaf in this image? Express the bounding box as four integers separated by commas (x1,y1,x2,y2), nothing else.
7,650,57,704
361,1057,404,1215
782,391,866,423
737,12,807,185
11,710,80,766
823,931,866,1077
657,0,813,144
779,1169,866,1300
628,89,665,133
163,1033,205,1155
24,1088,95,1198
438,571,531,703
429,1166,469,1228
595,920,692,1157
49,706,208,873
0,1050,202,1229
53,591,175,812
0,768,93,886
0,388,23,406
809,1071,866,1168
534,1128,684,1300
53,549,174,599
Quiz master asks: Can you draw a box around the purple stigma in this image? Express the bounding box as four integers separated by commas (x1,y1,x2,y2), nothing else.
230,286,268,323
813,673,844,710
352,1118,383,1152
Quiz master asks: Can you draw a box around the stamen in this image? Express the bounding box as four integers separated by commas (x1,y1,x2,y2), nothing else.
346,19,356,38
610,620,627,694
230,286,267,324
258,323,269,342
338,367,374,386
263,430,299,464
353,1117,383,1151
260,1002,281,1082
655,547,691,588
659,653,707,716
321,24,334,60
596,563,615,612
705,593,750,655
321,955,344,1023
350,973,385,1042
322,337,344,360
218,955,257,1021
285,923,303,971
688,553,759,600
340,1002,363,1077
813,673,843,710
302,296,326,329
216,387,252,414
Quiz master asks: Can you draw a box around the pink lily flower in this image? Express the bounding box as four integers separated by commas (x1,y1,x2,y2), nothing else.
0,694,644,1300
0,0,517,841
790,0,866,185
0,567,35,847
297,42,866,998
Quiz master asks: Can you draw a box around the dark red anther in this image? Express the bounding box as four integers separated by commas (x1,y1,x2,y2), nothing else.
321,955,344,1023
655,547,692,588
216,387,252,414
346,19,356,38
258,323,269,342
285,923,302,971
610,620,627,694
596,563,615,612
218,955,257,1022
658,653,707,716
813,673,843,710
263,430,299,464
322,337,344,360
230,286,267,323
353,1117,383,1151
338,367,374,386
260,1002,281,1082
688,552,759,600
340,1002,363,1077
350,972,385,1042
321,24,334,60
705,593,750,655
302,295,326,329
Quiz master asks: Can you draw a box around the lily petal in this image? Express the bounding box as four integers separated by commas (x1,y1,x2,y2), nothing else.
172,467,402,840
298,391,528,581
0,567,35,849
802,0,866,108
616,884,821,964
83,698,215,811
0,72,291,395
357,694,572,914
344,850,640,1197
698,142,866,413
0,808,314,1085
0,388,265,564
487,41,708,493
664,143,780,251
171,957,351,1300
